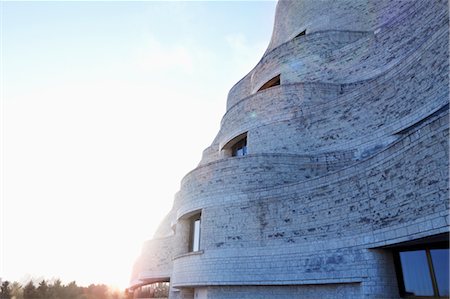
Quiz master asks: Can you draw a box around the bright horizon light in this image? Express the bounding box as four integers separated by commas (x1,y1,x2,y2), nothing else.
1,1,277,290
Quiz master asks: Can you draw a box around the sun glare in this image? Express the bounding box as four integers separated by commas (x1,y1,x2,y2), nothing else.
1,0,276,292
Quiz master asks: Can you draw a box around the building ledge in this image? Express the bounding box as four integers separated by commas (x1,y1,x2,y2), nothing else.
172,277,364,288
172,250,204,261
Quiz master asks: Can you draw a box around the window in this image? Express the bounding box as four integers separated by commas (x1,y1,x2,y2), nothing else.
231,137,247,157
222,132,248,157
394,245,449,298
295,29,306,38
257,74,280,92
189,213,201,252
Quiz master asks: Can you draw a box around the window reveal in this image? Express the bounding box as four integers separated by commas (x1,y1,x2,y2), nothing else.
257,74,280,92
222,132,248,158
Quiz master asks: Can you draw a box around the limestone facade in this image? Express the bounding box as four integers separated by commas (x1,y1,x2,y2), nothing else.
129,1,449,298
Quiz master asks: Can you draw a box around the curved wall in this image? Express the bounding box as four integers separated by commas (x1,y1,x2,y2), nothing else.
226,0,443,110
130,1,449,298
205,0,448,166
265,0,416,53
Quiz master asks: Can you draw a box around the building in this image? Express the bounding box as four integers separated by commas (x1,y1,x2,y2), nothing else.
129,0,449,298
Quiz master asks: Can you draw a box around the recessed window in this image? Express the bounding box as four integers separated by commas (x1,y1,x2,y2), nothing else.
222,132,248,158
395,246,449,298
295,29,306,38
189,213,201,252
231,137,247,157
257,74,280,92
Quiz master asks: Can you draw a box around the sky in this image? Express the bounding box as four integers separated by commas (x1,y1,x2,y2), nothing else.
0,0,277,290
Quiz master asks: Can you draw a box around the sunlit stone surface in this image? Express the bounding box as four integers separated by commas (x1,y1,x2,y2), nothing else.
129,1,449,298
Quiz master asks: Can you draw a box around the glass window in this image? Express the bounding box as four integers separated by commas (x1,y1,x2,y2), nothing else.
396,247,449,298
399,251,434,296
231,138,247,157
189,213,201,252
223,132,248,158
192,219,201,252
431,249,449,296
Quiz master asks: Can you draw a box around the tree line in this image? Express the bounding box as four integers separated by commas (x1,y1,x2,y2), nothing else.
0,279,131,299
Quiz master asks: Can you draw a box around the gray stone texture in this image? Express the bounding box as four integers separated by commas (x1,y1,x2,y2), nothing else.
130,0,449,298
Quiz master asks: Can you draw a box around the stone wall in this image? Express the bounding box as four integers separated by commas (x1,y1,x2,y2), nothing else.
169,111,447,297
130,1,449,298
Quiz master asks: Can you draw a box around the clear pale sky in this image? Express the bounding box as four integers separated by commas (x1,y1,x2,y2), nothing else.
1,0,276,290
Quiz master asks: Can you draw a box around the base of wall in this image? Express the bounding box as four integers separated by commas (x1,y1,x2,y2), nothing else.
169,282,403,299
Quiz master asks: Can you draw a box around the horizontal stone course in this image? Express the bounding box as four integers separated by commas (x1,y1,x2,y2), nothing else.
179,112,447,216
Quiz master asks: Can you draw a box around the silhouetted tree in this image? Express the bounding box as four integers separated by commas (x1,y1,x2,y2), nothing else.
22,282,37,299
4,280,125,299
47,279,63,299
36,280,48,299
65,281,85,299
84,284,108,299
0,281,11,299
9,281,23,299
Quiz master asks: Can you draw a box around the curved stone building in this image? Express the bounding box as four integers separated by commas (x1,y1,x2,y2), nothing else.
129,1,449,298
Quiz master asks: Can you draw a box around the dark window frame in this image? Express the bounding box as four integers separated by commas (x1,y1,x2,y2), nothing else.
393,242,449,299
